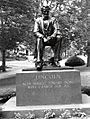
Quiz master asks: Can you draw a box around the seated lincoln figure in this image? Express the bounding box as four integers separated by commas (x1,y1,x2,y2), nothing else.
34,0,61,70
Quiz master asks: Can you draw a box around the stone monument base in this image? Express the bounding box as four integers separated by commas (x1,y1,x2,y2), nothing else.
1,97,89,119
1,94,89,111
16,69,82,106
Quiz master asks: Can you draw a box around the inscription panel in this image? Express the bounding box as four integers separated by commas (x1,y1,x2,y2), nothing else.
16,70,82,106
21,75,73,89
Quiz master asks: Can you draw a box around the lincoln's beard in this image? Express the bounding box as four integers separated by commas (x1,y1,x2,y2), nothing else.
43,15,49,20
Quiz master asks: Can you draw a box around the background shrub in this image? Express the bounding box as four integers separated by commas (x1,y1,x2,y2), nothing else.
65,55,85,67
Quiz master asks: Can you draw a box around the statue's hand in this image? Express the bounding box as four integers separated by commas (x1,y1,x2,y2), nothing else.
44,36,51,42
44,37,48,42
47,36,51,41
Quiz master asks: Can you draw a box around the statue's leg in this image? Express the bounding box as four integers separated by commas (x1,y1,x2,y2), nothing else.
51,37,62,67
33,41,37,62
54,37,62,61
37,38,44,62
54,39,62,61
36,38,44,70
37,38,40,62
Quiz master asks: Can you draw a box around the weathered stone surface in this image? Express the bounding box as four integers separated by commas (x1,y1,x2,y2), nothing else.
16,69,82,106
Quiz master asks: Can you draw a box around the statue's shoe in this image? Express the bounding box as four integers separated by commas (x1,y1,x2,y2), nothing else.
55,61,61,67
52,61,61,67
35,61,43,71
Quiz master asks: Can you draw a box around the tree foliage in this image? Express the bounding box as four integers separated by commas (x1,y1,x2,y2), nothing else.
0,0,87,71
53,0,87,54
0,0,37,71
0,0,87,52
0,0,33,50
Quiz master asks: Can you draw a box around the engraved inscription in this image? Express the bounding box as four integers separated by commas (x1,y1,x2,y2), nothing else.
21,74,73,89
34,74,61,80
86,76,90,80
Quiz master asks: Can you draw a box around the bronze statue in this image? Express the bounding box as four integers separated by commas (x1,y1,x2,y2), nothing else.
34,0,61,70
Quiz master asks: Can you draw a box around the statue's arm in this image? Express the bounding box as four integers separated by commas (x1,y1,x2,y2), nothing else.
34,19,44,38
50,18,58,38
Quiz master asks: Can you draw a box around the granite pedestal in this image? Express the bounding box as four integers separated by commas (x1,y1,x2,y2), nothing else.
16,69,82,106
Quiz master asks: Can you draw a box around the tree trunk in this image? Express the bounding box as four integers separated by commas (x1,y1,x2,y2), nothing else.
86,0,90,66
65,49,67,58
1,49,6,72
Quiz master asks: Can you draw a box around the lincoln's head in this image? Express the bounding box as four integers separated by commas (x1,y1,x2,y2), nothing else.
40,0,52,19
41,6,50,18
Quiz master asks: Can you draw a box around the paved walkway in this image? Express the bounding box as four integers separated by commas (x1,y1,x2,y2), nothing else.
0,56,90,97
0,60,35,96
0,60,35,79
0,56,90,87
